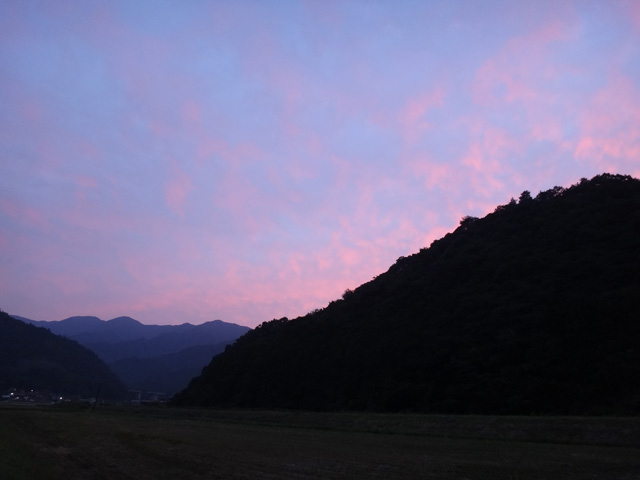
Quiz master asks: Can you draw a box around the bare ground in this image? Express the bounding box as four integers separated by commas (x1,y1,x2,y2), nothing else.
1,405,639,479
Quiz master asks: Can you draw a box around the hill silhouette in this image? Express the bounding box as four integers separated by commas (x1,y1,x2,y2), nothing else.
0,311,126,400
172,173,640,414
109,343,231,394
15,315,250,395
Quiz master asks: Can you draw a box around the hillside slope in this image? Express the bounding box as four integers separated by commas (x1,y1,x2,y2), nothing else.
15,316,250,395
109,343,230,394
0,311,127,399
173,173,640,414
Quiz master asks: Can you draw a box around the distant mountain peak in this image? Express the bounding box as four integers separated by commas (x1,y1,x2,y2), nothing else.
107,316,142,325
11,313,251,396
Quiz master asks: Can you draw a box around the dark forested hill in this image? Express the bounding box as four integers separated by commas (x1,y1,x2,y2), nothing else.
0,311,127,399
108,343,231,395
14,316,250,395
173,173,640,415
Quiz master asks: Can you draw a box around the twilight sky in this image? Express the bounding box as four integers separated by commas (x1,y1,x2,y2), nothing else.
1,1,639,327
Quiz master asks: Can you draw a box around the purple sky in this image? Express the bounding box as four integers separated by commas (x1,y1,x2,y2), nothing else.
1,1,639,327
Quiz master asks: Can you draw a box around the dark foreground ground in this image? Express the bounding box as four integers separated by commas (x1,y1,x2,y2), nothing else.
1,405,639,479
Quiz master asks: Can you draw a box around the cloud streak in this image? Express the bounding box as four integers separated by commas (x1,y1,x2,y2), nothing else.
1,1,639,326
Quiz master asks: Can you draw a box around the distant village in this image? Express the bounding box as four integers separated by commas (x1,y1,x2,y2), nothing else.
0,388,168,406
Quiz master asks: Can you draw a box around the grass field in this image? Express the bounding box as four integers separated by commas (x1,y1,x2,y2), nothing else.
1,405,639,479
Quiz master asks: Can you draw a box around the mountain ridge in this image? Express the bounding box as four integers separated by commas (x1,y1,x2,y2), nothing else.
0,311,127,399
14,315,251,395
172,173,640,414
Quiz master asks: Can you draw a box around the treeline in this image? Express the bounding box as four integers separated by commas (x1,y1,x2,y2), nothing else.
173,173,640,414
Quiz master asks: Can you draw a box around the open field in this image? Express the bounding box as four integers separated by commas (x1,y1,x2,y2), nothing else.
1,405,639,479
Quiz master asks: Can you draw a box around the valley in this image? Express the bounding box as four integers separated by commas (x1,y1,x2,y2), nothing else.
2,405,639,479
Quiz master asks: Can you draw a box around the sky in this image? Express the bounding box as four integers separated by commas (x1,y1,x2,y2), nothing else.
1,1,639,327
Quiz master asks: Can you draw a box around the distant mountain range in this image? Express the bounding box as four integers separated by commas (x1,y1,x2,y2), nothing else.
13,315,250,395
173,173,640,415
0,311,126,399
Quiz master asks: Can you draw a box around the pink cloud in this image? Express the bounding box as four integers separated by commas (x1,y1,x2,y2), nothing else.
530,117,565,143
20,101,43,123
420,162,455,191
472,20,568,107
117,247,326,326
0,199,50,231
399,148,458,192
398,89,445,145
457,121,524,197
181,201,425,324
5,1,639,329
624,1,640,31
196,137,230,164
573,74,640,175
76,175,99,189
165,164,193,217
182,100,201,125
